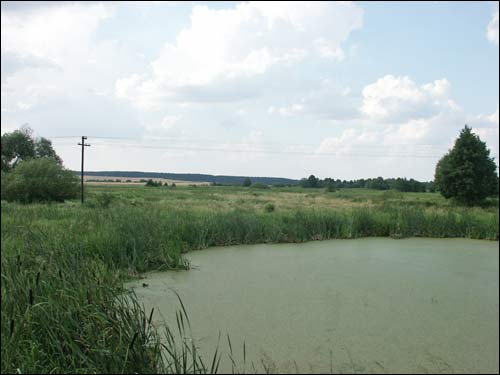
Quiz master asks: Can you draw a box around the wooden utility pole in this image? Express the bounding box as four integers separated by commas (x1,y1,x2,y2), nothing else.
78,136,90,203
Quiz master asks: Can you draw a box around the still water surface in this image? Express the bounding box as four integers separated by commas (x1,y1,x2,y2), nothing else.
129,238,499,373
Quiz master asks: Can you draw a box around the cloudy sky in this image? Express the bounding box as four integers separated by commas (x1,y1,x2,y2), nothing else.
1,1,498,180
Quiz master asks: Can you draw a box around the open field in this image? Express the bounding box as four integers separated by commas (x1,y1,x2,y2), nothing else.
1,185,498,373
86,183,499,213
84,175,210,186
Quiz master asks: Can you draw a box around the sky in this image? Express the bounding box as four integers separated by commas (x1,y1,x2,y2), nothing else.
1,1,499,180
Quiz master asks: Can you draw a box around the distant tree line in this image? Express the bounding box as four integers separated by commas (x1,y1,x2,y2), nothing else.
2,124,495,206
83,171,299,186
299,175,435,192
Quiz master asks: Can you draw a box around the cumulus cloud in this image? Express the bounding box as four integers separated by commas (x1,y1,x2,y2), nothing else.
268,103,305,117
115,1,363,108
316,74,499,173
317,128,380,157
1,2,121,113
360,75,457,123
0,2,148,138
487,3,499,45
144,115,181,133
268,79,359,120
470,106,499,161
1,3,113,66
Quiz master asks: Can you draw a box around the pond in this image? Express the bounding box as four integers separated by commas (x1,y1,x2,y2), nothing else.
128,238,499,373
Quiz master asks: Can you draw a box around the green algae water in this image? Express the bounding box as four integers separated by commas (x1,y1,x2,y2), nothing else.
128,238,499,373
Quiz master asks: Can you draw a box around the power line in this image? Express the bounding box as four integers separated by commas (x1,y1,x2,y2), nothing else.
45,134,449,148
57,140,443,158
46,135,450,158
77,136,90,204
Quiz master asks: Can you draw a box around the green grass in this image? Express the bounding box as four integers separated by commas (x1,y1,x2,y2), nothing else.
1,185,498,373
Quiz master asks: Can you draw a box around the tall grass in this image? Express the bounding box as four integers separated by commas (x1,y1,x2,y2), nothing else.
1,189,498,374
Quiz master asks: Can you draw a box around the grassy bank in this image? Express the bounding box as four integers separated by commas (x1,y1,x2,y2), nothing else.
1,186,498,373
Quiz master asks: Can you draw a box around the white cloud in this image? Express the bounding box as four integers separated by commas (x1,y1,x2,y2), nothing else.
313,38,345,61
143,115,182,134
474,126,499,158
487,4,499,45
315,75,499,173
470,106,499,161
115,74,149,103
268,103,305,117
0,2,134,118
1,3,113,65
472,106,499,127
489,106,499,123
116,1,363,108
235,108,247,116
360,75,456,123
16,101,32,111
317,128,380,157
159,115,180,130
268,79,359,119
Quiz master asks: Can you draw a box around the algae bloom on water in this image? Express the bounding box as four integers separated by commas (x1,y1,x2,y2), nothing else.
129,238,499,374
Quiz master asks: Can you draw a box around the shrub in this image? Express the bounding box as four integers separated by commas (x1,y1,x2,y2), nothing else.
264,203,275,212
1,158,78,203
251,183,270,189
325,185,336,192
94,192,114,208
145,179,162,187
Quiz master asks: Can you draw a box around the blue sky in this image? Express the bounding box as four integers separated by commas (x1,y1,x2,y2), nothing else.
1,1,498,180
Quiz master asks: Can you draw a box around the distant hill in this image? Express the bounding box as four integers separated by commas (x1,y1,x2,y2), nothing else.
81,171,299,185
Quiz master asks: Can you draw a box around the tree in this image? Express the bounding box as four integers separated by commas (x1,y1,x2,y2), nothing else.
145,179,161,187
365,177,389,190
1,125,62,171
242,177,252,187
1,158,79,203
325,183,336,192
435,125,498,205
1,126,35,171
35,137,62,165
300,174,319,188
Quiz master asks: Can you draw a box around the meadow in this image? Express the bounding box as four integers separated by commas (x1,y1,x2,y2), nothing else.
1,184,498,374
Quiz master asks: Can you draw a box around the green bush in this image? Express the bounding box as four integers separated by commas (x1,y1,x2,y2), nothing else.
1,158,79,203
145,179,162,187
251,183,270,189
264,203,275,212
93,192,114,208
325,185,336,192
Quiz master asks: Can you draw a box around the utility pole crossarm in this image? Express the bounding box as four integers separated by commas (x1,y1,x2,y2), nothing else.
78,136,91,204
